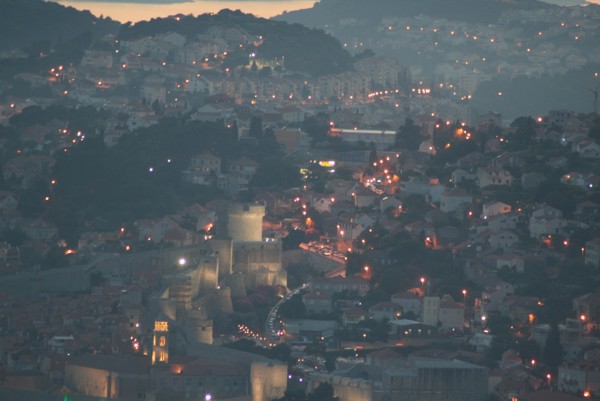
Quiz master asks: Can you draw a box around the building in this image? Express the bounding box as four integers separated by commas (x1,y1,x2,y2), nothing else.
422,295,465,331
309,354,488,401
482,201,512,219
303,290,333,315
477,167,513,188
369,302,403,322
391,292,422,317
440,188,473,213
329,128,396,151
585,237,600,268
284,319,338,345
309,276,369,297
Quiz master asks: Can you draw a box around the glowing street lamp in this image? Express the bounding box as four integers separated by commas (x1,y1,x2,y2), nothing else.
178,258,187,267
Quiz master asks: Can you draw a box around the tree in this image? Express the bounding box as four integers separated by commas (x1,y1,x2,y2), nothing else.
395,118,422,150
251,159,301,189
273,388,306,401
278,295,306,319
543,323,563,371
589,117,600,140
249,116,263,139
307,383,338,401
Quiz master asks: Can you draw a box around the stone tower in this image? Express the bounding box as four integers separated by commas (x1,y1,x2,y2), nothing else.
186,309,213,345
422,296,440,327
227,202,266,242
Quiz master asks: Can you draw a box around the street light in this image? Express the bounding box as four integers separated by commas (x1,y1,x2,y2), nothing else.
178,258,187,266
205,394,212,401
462,289,467,305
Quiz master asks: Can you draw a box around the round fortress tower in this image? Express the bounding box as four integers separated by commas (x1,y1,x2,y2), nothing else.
227,202,266,242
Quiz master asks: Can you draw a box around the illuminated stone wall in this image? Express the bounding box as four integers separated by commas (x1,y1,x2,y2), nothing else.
250,361,287,401
227,202,266,242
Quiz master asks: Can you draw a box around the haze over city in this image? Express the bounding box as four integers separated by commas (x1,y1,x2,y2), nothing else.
0,0,600,401
52,0,600,22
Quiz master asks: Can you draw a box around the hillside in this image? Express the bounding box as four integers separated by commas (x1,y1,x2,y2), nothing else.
0,0,119,51
276,0,555,27
118,9,354,76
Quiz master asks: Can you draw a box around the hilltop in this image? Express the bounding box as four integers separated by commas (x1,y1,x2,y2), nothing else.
0,0,119,51
276,0,556,27
0,2,353,77
118,9,354,76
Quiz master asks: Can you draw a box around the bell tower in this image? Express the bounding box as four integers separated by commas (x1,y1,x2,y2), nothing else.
152,319,169,365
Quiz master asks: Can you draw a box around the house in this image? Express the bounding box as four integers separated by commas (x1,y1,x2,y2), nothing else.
451,169,476,184
273,129,310,155
492,253,525,273
182,153,222,185
501,296,540,322
482,201,512,219
191,103,235,122
134,216,181,243
469,332,494,353
529,204,566,239
487,213,519,233
228,158,258,181
422,295,464,332
401,177,445,203
369,302,403,322
342,308,366,326
22,219,58,241
491,151,527,170
326,179,359,203
438,296,465,332
489,231,519,250
284,319,337,344
353,186,378,209
388,320,437,338
457,151,485,170
391,292,422,318
190,153,221,175
440,188,472,213
561,172,587,188
521,172,546,190
584,237,600,268
312,197,334,214
575,201,600,222
217,172,250,195
558,360,600,394
477,167,512,188
276,107,305,124
476,112,503,128
302,291,332,315
573,290,600,331
163,226,198,247
309,276,369,297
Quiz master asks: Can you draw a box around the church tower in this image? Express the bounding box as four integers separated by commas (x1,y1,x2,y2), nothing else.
152,319,169,365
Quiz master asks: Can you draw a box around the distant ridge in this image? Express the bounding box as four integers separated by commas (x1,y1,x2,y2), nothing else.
276,0,557,26
0,0,119,51
118,9,354,76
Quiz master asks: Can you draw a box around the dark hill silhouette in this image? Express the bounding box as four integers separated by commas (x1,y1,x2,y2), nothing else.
276,0,555,27
118,9,353,76
0,0,119,51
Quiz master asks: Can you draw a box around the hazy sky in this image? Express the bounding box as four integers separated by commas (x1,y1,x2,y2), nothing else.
54,0,317,21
